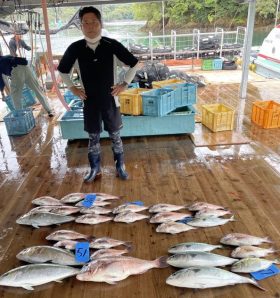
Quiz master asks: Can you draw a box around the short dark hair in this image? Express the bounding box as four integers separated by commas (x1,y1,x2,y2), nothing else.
79,6,102,23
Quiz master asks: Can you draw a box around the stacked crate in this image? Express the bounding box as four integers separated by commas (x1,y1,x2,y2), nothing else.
5,87,36,111
201,58,223,71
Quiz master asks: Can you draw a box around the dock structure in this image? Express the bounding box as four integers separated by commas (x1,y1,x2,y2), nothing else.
0,69,279,297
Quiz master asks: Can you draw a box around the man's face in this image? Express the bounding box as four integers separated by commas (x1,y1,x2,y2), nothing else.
81,12,101,39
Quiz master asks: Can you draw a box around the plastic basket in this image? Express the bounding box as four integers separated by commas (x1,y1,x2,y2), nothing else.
69,99,84,110
202,59,213,70
5,87,37,111
152,78,184,89
4,108,35,136
251,100,280,129
202,103,235,132
213,58,223,70
64,90,80,104
141,88,175,116
119,88,146,115
166,83,197,108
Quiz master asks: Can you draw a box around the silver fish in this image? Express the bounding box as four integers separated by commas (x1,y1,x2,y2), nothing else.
27,206,80,216
0,263,80,290
16,246,83,266
75,214,112,225
90,237,132,249
156,222,196,234
167,252,238,268
195,208,233,218
94,193,120,200
60,193,85,203
220,233,272,246
76,256,168,284
112,204,149,214
79,206,112,215
149,203,185,213
90,248,130,260
231,257,280,273
150,212,192,223
16,212,75,228
187,216,235,227
46,229,92,241
168,242,223,254
187,202,227,211
114,211,149,223
166,266,265,290
231,246,278,258
32,196,63,206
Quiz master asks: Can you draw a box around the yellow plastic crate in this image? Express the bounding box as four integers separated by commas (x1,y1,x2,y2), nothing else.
152,78,184,89
251,100,280,129
119,88,147,115
202,103,235,132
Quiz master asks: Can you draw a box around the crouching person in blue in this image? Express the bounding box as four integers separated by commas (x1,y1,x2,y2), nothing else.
58,6,139,182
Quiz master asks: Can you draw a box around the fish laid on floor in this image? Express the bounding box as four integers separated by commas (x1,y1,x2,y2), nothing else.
46,229,93,241
16,246,84,266
231,257,280,273
195,208,233,218
149,203,185,213
150,212,192,223
76,256,168,284
167,252,238,268
27,206,80,216
231,246,278,258
113,211,149,223
168,242,223,254
32,196,63,206
166,267,265,290
89,237,132,249
0,263,80,290
90,248,131,260
95,193,120,200
16,212,75,228
79,206,112,215
187,202,227,211
60,193,85,203
112,204,149,214
156,222,196,234
187,216,235,227
220,233,272,246
75,214,113,225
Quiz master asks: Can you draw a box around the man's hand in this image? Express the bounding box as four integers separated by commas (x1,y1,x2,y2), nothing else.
70,86,87,100
111,82,128,97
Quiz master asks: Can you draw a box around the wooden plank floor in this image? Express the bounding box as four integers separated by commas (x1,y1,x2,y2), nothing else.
0,78,280,297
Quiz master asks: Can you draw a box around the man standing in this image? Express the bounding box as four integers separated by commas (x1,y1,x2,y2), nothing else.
9,34,31,57
58,6,139,182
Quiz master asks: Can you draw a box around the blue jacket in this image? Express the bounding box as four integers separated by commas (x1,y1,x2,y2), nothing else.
0,55,27,91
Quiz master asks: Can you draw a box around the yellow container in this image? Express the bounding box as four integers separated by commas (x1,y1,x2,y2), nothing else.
251,100,280,129
119,88,147,115
152,79,184,89
202,103,235,132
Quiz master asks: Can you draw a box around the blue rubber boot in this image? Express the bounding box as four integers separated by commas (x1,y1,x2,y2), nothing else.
114,152,129,180
84,152,101,182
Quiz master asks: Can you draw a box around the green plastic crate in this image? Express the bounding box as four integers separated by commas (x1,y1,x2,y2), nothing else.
202,59,213,71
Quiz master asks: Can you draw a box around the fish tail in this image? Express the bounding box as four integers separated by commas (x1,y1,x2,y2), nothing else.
265,237,273,244
154,256,169,268
87,236,96,241
124,241,133,249
125,245,133,253
274,258,280,264
229,215,235,221
249,278,266,291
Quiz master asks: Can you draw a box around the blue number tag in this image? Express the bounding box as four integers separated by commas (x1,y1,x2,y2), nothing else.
126,201,144,206
250,264,280,281
75,242,90,263
176,217,193,224
82,193,96,208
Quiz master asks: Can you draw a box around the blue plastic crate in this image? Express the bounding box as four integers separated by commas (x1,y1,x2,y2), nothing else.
5,87,37,111
166,83,197,108
213,58,223,70
4,108,35,136
64,90,80,104
69,99,84,110
128,82,139,89
141,88,175,116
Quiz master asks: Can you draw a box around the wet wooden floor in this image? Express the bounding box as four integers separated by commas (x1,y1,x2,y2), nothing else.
0,78,280,297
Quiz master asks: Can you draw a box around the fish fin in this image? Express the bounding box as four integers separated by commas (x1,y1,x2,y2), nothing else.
154,256,169,268
32,224,39,229
22,284,34,290
229,215,236,221
249,279,266,291
55,280,63,283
